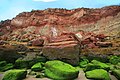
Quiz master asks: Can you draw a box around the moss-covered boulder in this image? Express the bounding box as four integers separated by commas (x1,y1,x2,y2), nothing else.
112,69,120,80
109,56,120,65
84,60,110,71
0,63,13,72
91,60,110,71
0,61,7,67
84,63,100,71
15,59,29,69
85,69,111,80
45,60,79,80
2,69,27,80
79,59,89,68
31,62,43,72
0,61,13,72
15,56,46,69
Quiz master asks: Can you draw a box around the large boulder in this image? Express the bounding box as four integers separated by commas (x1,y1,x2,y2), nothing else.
2,69,27,80
42,41,80,65
85,69,111,80
45,60,79,80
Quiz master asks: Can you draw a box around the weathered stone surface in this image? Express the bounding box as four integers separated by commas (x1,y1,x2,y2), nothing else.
42,41,80,65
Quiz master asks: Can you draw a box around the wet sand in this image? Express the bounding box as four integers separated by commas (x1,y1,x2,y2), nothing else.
0,72,4,80
0,71,118,80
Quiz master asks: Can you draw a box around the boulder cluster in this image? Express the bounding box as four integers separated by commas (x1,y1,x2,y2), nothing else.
0,55,120,80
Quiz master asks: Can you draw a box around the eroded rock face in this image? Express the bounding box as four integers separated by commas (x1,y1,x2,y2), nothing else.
42,41,80,65
0,6,120,39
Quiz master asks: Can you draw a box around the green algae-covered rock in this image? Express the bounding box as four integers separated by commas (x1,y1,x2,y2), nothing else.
91,60,110,71
0,63,13,72
112,69,120,80
0,61,13,72
109,56,120,65
79,59,89,68
2,69,27,80
31,62,43,72
84,63,100,71
45,60,79,80
15,56,46,69
15,59,29,69
85,69,111,80
84,60,110,71
0,61,7,67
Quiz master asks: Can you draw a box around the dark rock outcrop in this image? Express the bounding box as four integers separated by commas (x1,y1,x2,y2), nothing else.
0,46,22,63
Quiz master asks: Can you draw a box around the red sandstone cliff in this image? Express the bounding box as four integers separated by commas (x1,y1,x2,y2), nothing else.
0,5,120,39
